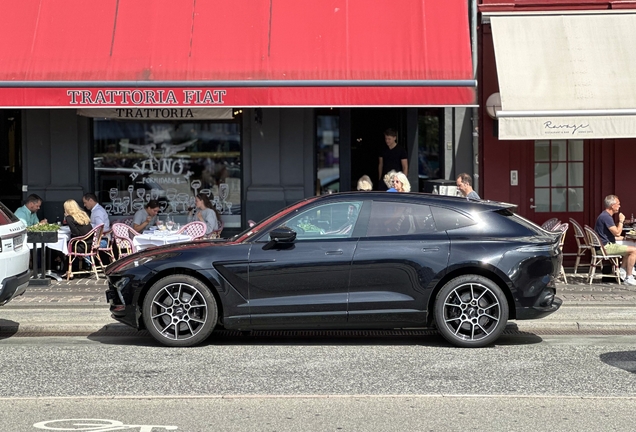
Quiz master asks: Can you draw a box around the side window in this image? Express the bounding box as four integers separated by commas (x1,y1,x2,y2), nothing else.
367,202,436,237
430,206,476,231
281,201,363,240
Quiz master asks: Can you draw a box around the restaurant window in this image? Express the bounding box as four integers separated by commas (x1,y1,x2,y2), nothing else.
534,139,584,213
418,108,443,190
316,112,340,194
92,119,242,227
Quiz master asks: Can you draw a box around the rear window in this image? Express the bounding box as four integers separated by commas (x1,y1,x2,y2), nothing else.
430,206,476,231
494,208,545,236
0,202,19,225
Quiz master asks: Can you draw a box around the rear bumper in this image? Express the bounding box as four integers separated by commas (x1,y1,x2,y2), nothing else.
516,289,562,320
0,269,31,305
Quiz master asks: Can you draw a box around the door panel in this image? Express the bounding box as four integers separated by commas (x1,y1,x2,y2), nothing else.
348,201,449,326
248,239,356,327
247,200,364,328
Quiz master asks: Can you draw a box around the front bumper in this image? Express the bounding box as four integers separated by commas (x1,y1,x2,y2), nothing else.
0,269,31,305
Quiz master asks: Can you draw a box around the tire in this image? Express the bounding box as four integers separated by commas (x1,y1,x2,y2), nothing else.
434,274,509,348
142,274,218,347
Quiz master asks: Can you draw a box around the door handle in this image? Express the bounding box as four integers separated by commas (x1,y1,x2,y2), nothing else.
530,205,537,209
421,247,439,252
325,250,344,255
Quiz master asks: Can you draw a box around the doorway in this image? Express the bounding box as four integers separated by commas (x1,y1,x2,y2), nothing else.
350,108,403,191
0,110,23,210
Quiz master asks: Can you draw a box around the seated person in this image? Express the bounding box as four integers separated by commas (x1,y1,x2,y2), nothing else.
356,175,373,191
133,200,160,233
83,193,110,248
15,194,47,226
64,199,93,250
594,194,636,286
384,170,398,192
187,193,221,238
61,199,94,273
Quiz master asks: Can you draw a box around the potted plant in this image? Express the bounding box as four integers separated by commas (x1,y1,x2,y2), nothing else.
26,223,60,243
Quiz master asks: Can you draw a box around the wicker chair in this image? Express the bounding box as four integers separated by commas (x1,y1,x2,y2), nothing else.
111,222,140,258
553,223,569,283
210,219,224,239
176,221,207,240
584,225,622,285
95,228,116,271
541,218,560,231
569,218,592,275
66,224,104,280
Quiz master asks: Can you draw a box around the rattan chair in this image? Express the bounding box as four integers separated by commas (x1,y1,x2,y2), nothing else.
584,225,622,285
553,223,569,283
111,222,140,258
176,221,207,240
541,218,560,231
210,219,224,239
66,223,104,280
569,218,592,275
95,228,116,271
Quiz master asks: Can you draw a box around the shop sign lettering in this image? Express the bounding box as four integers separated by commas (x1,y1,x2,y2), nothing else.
67,89,227,105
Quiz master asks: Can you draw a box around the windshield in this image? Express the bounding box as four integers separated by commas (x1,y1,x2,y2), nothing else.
233,197,319,243
0,201,20,225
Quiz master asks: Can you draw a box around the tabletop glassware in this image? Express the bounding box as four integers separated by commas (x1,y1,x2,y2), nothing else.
166,217,175,231
156,218,164,231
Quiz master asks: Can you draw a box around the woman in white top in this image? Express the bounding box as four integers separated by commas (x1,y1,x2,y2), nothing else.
187,193,221,237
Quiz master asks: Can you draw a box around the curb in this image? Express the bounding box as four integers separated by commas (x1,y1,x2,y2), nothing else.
2,322,636,338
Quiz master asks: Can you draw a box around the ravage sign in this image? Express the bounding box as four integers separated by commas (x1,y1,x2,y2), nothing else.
67,89,227,106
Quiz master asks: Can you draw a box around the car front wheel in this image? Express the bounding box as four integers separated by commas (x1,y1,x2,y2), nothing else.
434,275,509,348
142,275,218,347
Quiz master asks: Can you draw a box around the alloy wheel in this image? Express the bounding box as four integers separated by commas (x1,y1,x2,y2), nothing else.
149,282,209,341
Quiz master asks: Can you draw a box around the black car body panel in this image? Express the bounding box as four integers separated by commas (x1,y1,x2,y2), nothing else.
105,192,562,347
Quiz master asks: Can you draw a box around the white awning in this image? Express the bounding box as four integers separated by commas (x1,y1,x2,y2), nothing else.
490,12,636,140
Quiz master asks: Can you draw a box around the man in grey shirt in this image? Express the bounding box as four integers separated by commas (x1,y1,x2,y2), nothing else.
133,200,160,232
83,193,110,231
83,193,111,247
456,173,481,200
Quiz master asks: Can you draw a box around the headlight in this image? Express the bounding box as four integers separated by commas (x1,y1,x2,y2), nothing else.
113,277,130,290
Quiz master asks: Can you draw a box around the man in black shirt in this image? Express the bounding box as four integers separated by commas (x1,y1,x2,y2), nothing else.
378,128,408,190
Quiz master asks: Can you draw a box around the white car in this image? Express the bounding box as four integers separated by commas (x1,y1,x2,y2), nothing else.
0,202,30,306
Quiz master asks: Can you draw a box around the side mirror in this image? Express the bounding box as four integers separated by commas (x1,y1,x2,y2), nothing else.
269,226,297,243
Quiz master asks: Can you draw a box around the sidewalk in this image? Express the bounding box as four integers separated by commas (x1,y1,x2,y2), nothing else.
2,273,635,337
6,273,636,308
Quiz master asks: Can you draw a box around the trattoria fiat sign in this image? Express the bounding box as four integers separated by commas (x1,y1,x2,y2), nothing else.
67,89,227,105
0,85,477,107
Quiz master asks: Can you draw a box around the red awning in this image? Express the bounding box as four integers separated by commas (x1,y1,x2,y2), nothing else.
0,0,475,107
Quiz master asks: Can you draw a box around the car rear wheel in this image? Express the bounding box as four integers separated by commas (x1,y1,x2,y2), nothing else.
142,275,217,347
434,275,509,348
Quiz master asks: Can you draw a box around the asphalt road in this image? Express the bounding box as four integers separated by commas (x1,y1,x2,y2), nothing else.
1,302,635,431
0,333,635,431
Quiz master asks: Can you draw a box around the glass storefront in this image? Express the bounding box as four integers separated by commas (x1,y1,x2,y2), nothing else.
316,113,340,195
92,119,242,227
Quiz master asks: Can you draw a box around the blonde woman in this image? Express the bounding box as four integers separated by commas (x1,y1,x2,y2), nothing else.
63,199,93,249
356,175,373,191
392,172,411,192
383,170,398,192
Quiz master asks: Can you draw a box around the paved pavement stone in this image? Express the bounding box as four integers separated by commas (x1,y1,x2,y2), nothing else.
6,272,635,308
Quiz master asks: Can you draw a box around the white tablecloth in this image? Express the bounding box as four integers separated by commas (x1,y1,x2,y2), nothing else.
27,226,71,255
133,232,191,252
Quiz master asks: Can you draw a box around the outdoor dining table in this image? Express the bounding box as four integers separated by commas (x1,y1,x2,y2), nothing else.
132,230,191,252
27,226,71,283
